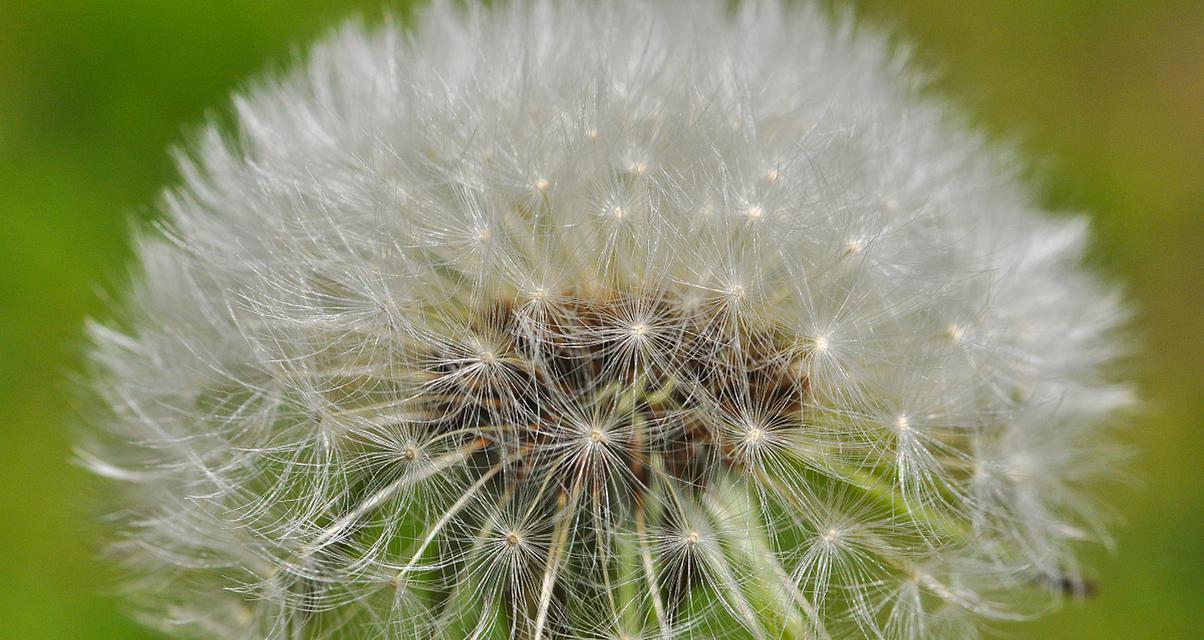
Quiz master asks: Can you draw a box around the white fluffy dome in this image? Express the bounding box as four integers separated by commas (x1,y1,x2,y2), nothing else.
83,1,1132,638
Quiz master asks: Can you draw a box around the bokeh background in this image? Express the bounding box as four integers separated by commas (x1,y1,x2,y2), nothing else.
1,1,1199,638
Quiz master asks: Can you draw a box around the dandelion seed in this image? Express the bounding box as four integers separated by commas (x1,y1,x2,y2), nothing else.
814,334,831,354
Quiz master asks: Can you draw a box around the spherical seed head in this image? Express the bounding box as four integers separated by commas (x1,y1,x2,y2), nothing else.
80,1,1133,639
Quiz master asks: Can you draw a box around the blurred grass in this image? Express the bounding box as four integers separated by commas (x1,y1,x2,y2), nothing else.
0,1,1199,638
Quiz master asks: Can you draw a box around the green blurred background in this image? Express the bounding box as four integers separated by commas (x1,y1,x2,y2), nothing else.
0,1,1199,638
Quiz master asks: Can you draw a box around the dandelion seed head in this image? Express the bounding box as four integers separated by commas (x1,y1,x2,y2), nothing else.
81,1,1133,638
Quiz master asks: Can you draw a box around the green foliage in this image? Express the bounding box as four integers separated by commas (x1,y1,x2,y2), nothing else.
0,1,1198,638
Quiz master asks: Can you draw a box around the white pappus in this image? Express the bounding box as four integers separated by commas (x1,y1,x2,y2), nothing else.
80,1,1134,638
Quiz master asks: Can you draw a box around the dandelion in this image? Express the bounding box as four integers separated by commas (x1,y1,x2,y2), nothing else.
80,1,1133,638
